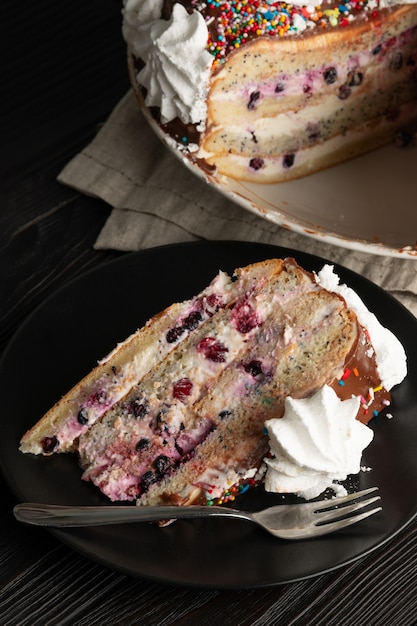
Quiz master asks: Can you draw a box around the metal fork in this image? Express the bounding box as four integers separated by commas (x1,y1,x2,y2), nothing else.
13,487,381,539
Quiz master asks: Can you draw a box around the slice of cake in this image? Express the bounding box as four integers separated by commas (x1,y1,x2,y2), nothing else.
20,258,406,506
123,1,417,183
76,258,402,505
77,259,359,501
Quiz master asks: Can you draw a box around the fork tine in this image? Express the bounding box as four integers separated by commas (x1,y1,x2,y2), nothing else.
308,506,382,537
314,495,381,524
312,487,379,512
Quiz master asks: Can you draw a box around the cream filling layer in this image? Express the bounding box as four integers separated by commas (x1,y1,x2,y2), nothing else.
200,101,417,174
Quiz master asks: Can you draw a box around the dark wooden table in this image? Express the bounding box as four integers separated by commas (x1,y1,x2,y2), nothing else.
1,2,416,624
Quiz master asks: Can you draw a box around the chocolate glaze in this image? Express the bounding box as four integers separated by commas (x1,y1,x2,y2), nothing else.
331,324,391,424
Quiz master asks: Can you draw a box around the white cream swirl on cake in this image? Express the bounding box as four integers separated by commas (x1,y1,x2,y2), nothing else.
264,386,373,500
123,1,213,125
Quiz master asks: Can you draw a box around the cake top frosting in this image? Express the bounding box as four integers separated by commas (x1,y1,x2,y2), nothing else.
177,0,417,65
194,0,384,64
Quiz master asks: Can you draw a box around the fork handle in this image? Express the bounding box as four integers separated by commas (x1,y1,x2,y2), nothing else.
13,502,247,527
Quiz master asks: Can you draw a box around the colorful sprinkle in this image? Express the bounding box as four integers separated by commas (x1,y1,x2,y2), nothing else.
192,0,382,65
204,476,262,505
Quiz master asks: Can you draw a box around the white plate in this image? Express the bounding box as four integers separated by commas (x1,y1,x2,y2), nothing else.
142,102,417,259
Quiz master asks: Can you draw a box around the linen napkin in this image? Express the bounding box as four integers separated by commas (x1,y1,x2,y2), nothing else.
58,90,417,317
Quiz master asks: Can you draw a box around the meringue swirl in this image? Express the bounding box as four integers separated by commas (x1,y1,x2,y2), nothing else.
264,386,374,500
123,2,213,125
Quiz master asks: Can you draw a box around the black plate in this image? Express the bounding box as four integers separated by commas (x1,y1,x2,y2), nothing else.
1,241,416,588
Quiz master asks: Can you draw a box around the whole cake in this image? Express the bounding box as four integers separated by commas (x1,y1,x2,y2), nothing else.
20,258,407,505
123,0,417,183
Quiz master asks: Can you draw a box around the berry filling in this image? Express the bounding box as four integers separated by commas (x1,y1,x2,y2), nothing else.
323,67,338,84
166,326,185,343
136,437,150,451
127,398,149,418
77,408,89,425
173,377,194,402
247,90,261,110
41,436,59,454
249,157,265,171
283,153,295,169
197,337,229,362
243,359,264,377
182,310,202,330
231,298,260,334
